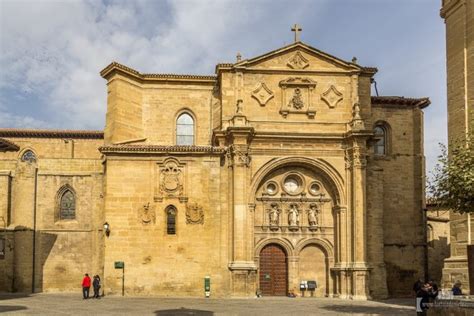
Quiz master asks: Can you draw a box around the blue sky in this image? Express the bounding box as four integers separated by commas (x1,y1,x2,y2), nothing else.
0,0,446,175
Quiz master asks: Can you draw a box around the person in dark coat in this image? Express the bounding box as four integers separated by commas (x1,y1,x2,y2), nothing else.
93,275,101,299
452,281,463,295
428,280,439,300
416,283,431,315
413,278,423,296
81,273,91,299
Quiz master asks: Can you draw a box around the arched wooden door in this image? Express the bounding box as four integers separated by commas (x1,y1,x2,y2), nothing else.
259,244,288,296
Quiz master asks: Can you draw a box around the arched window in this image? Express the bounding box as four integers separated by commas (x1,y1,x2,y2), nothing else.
21,150,37,163
374,125,387,156
166,206,177,235
176,113,194,145
60,189,76,220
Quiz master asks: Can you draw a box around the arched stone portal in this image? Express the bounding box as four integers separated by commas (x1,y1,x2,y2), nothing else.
251,157,341,297
259,244,288,296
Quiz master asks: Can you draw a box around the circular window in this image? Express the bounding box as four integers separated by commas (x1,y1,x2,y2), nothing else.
282,174,303,195
309,182,321,195
264,181,279,195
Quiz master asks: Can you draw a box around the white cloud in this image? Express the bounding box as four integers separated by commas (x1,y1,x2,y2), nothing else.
0,0,447,175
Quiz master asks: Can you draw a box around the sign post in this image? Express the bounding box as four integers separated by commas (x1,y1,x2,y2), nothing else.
204,276,210,297
114,261,125,296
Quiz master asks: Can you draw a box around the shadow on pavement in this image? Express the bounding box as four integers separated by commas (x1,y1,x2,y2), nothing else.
320,304,413,315
0,293,30,301
155,307,214,315
0,305,28,313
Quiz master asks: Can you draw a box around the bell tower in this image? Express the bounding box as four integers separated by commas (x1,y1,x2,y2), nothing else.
440,0,474,293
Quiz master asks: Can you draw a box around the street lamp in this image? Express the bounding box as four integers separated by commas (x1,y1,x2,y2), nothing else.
103,222,110,237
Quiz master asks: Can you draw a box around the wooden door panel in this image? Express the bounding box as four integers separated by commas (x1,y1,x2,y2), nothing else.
259,244,287,296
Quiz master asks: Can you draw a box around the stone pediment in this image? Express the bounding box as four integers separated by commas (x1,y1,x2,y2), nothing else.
233,42,373,74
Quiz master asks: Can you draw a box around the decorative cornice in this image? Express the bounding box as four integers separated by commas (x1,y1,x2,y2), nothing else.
371,96,431,109
216,42,378,76
100,61,216,84
99,144,226,155
0,138,20,152
440,0,464,19
0,129,104,139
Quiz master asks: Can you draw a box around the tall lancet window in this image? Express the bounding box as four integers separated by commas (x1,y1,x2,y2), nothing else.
374,126,387,156
176,113,194,145
60,189,76,220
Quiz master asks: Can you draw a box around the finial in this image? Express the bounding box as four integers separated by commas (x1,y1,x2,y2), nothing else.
236,52,242,62
291,24,302,42
352,57,358,64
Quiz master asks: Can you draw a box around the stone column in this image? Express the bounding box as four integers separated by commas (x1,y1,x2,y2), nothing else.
226,114,256,296
347,133,371,300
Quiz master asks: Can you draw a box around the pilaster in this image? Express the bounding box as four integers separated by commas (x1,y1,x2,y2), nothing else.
225,111,256,296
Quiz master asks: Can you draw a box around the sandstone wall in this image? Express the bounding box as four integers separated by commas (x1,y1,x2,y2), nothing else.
0,136,103,292
367,105,426,297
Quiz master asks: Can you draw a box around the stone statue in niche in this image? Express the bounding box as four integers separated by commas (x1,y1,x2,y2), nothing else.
288,204,300,229
186,202,204,224
289,88,304,109
307,203,320,230
268,203,281,230
139,202,156,225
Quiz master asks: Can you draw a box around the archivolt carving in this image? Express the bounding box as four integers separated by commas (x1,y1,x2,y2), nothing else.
186,202,204,224
251,83,274,106
287,51,309,69
321,85,343,109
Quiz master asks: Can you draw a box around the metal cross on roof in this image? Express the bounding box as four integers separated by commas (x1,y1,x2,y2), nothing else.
291,24,302,42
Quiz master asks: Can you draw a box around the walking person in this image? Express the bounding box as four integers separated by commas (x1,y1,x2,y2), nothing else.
93,275,101,299
82,273,91,299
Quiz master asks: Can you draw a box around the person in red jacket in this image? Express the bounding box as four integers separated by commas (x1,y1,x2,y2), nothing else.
81,273,91,299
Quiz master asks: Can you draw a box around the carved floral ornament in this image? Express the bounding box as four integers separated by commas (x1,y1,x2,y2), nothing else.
251,83,274,106
186,202,204,224
227,144,251,167
321,85,343,109
287,51,309,69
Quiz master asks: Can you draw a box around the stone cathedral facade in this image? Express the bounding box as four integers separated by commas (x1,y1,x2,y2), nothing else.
0,39,430,299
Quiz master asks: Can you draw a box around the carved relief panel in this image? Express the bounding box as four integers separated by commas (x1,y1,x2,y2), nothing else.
252,83,274,106
321,85,343,109
186,202,204,224
155,158,187,202
279,77,317,118
255,167,333,234
138,202,156,225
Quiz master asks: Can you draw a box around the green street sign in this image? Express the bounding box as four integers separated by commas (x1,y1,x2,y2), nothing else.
114,261,124,269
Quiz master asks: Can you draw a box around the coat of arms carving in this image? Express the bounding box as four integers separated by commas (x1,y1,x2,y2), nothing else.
138,202,156,225
279,77,317,118
160,160,183,196
186,202,204,224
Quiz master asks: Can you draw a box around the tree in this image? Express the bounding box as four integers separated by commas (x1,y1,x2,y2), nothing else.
429,137,474,214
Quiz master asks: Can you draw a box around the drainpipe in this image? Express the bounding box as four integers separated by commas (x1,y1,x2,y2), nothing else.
423,207,429,281
32,167,38,293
